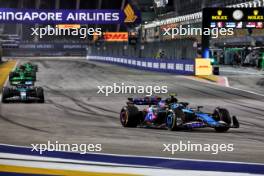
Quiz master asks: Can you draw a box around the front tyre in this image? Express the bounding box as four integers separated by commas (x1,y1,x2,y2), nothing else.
2,87,11,103
213,108,231,132
120,106,140,127
166,109,184,131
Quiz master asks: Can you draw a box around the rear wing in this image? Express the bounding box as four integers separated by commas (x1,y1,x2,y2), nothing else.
127,96,161,105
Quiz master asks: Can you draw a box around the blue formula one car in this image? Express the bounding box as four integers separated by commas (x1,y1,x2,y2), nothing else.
120,95,239,132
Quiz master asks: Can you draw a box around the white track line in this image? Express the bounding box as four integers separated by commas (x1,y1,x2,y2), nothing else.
221,69,264,75
185,76,264,98
2,159,260,176
0,153,155,168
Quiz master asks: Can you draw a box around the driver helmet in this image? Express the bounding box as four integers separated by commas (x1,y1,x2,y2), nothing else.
158,100,166,109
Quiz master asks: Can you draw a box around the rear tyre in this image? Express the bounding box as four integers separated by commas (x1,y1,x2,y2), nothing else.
120,106,140,127
2,87,11,103
36,87,44,103
9,72,18,81
213,108,231,132
31,72,36,81
9,72,14,80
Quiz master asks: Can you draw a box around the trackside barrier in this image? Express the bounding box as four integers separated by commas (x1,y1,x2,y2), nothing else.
0,144,264,175
87,56,195,75
195,58,213,76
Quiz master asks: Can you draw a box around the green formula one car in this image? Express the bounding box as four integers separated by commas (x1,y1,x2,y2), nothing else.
1,85,44,103
9,70,36,86
9,63,39,84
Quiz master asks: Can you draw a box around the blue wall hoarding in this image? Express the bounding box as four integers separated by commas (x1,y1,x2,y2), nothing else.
87,56,195,75
18,43,87,49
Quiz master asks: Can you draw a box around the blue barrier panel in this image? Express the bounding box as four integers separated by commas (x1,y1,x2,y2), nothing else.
87,56,195,75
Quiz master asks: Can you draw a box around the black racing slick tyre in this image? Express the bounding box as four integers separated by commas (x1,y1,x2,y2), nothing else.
34,65,38,72
36,87,44,103
9,72,18,81
2,87,11,103
120,106,140,127
166,109,184,131
9,72,14,81
213,108,231,132
31,72,37,81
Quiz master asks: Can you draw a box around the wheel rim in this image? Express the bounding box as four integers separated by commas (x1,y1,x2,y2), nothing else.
167,113,174,128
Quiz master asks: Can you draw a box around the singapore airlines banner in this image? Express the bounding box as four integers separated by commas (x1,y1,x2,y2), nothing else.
0,4,140,24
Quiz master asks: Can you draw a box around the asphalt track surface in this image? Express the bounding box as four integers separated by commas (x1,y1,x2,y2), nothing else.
0,57,263,163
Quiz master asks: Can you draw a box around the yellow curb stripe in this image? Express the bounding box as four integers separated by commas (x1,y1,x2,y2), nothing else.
196,75,219,82
0,60,17,90
0,164,141,176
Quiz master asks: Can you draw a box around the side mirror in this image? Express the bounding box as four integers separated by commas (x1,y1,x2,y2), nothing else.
169,93,177,97
127,98,133,102
179,102,189,107
197,106,203,111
